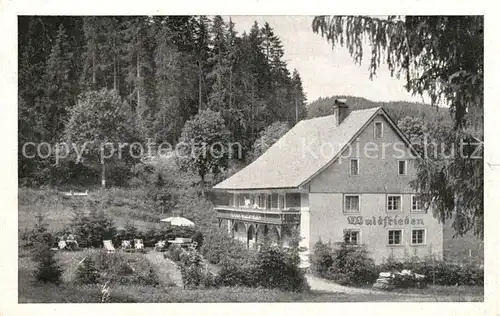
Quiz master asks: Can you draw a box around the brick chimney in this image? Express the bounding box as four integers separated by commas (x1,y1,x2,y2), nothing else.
334,98,349,126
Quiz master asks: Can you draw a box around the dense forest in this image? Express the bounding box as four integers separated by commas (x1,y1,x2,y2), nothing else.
18,16,308,186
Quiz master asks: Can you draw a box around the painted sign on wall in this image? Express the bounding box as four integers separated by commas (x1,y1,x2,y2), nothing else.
347,215,424,227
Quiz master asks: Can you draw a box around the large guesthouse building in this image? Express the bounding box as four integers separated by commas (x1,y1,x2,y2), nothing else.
213,100,443,266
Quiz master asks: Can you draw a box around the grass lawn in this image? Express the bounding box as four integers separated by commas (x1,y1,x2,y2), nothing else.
18,187,164,233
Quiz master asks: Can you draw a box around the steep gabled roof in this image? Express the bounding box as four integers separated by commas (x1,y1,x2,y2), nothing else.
214,107,409,191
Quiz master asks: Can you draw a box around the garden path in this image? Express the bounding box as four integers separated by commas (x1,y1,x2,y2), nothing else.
305,275,441,299
305,274,377,294
145,251,183,288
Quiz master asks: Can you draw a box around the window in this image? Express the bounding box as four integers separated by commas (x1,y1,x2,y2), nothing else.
388,230,402,245
278,194,285,209
411,195,423,212
387,195,402,211
271,194,279,209
374,122,383,138
411,229,425,245
344,195,360,212
344,230,360,245
256,194,266,208
350,159,359,175
398,160,407,175
238,194,247,207
286,193,301,208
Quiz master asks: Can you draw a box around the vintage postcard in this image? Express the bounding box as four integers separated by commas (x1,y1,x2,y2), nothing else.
1,2,497,316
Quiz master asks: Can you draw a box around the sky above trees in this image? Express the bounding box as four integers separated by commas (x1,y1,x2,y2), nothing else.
228,15,430,105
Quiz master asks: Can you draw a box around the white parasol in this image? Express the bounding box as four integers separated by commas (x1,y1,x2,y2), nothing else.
160,216,195,227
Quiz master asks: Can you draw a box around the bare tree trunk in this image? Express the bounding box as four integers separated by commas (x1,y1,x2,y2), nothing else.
113,37,117,91
250,80,255,140
136,51,141,109
229,67,233,109
199,66,202,111
92,53,96,87
101,161,106,189
117,58,120,93
200,173,205,197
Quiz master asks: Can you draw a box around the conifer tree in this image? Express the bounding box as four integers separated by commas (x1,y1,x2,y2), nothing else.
42,24,74,141
75,257,99,284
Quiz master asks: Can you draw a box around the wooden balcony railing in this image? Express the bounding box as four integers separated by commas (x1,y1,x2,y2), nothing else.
215,206,301,225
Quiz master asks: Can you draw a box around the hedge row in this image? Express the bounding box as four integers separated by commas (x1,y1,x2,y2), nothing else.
311,240,484,287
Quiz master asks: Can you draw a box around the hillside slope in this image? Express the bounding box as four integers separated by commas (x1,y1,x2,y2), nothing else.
307,95,450,123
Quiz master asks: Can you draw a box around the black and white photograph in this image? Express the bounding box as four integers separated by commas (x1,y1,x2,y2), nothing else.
6,11,490,306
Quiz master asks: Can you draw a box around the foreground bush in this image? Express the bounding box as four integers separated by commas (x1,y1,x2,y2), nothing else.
75,257,99,284
311,240,334,277
33,243,62,285
201,229,252,265
20,213,55,248
92,250,159,286
312,241,378,286
251,244,309,292
218,261,255,287
173,247,221,289
165,244,184,262
217,240,309,292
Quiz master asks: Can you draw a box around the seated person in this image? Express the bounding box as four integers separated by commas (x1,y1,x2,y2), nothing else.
121,240,132,250
134,239,144,250
65,233,79,250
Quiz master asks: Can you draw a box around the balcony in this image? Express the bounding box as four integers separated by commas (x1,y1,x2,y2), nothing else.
215,206,301,226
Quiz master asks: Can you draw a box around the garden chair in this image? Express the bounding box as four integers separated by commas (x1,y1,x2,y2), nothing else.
121,240,132,251
154,240,166,252
134,239,144,251
103,240,116,253
58,239,67,250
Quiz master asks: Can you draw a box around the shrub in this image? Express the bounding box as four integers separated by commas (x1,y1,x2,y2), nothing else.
178,249,204,288
311,240,334,277
165,245,184,262
71,208,116,248
251,244,309,292
191,231,204,250
200,270,222,288
75,257,99,284
21,213,55,248
143,225,160,248
322,242,378,287
92,250,159,286
378,259,484,285
201,229,251,265
218,261,254,287
378,256,405,273
33,243,62,284
123,221,139,241
377,258,484,286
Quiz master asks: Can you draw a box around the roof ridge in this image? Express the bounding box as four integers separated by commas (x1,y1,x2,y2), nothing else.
300,106,381,123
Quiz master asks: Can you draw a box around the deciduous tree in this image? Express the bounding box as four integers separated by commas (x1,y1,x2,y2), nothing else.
177,109,231,192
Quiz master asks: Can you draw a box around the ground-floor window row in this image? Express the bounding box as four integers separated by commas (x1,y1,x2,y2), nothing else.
343,228,427,246
222,219,298,248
